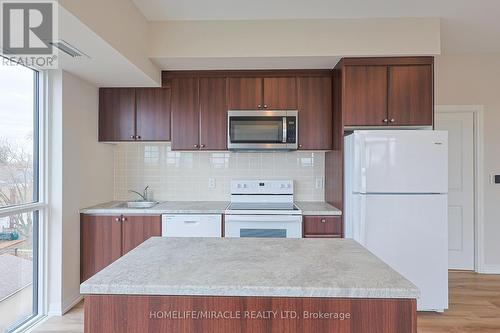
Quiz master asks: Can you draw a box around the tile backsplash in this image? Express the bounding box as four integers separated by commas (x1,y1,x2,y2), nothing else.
114,143,325,201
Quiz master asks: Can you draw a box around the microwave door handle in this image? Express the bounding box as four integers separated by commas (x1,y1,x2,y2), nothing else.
282,117,287,143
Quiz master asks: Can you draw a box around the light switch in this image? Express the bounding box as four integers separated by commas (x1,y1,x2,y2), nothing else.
494,175,500,184
315,178,324,189
208,177,216,189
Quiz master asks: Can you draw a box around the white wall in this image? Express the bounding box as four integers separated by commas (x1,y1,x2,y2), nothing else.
114,143,325,202
150,18,440,59
58,0,160,85
47,70,114,314
435,54,500,272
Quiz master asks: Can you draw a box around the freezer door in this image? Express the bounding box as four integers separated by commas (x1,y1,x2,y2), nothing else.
351,130,448,194
352,193,448,311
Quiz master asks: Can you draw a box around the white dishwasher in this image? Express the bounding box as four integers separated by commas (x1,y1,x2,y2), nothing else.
161,214,222,237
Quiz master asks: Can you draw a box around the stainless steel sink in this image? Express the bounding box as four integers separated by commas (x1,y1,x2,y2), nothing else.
114,201,159,209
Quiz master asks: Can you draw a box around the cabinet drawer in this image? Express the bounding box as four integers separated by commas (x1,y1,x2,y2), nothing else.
162,215,222,237
303,216,342,237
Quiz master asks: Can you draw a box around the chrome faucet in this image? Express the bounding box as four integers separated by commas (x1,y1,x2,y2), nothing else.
129,186,150,201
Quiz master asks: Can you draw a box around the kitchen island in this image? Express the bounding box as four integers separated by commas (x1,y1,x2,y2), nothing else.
80,237,418,333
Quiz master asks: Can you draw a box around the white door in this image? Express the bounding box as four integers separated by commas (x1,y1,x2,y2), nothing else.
435,111,475,270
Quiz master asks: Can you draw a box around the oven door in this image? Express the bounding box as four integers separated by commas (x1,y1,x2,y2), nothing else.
227,111,297,150
225,215,302,238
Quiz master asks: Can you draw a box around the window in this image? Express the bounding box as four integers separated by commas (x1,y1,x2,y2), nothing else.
0,62,42,332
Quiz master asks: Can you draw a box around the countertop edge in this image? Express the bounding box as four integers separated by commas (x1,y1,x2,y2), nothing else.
79,285,418,299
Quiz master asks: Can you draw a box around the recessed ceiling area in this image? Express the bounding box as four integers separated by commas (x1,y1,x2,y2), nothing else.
132,0,500,54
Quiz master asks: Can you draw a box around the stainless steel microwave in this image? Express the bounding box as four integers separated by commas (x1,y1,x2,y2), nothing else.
227,110,298,150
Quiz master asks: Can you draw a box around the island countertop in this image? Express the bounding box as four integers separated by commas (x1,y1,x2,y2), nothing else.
80,237,418,299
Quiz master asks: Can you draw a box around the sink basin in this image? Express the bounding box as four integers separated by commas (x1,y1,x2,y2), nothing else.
114,201,159,209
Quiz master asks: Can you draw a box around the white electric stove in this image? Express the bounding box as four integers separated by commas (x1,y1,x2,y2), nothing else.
224,180,302,238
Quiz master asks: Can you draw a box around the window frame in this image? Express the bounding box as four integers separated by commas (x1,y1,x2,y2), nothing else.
0,62,47,333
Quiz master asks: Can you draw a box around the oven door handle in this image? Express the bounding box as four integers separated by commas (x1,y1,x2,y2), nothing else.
282,117,287,143
225,215,302,223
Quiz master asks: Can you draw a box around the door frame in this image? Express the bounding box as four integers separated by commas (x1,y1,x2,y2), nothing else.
435,105,484,273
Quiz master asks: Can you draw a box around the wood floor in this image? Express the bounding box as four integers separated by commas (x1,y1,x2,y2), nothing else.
31,271,500,333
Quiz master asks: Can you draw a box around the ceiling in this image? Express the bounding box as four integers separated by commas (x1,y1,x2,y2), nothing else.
132,0,500,54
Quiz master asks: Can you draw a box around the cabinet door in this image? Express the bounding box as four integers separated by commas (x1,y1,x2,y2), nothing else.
81,215,122,282
263,77,297,109
98,88,136,141
121,215,162,255
303,216,342,238
388,65,433,126
200,77,227,150
171,78,200,150
297,76,332,150
136,88,171,141
227,77,263,110
343,66,388,126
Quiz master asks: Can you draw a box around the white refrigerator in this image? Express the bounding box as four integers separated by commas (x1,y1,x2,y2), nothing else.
344,130,448,312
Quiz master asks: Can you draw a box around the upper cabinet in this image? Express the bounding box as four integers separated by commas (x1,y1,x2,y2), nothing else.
263,77,297,109
199,77,227,150
227,76,297,110
343,66,387,126
388,65,433,126
169,76,227,151
338,57,434,128
99,88,135,141
297,76,332,150
227,77,262,110
136,88,171,141
98,88,170,142
170,77,200,150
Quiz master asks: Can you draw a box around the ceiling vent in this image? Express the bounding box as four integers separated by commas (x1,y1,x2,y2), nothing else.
50,40,89,58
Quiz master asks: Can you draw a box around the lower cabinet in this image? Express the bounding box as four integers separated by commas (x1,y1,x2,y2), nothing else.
303,216,342,238
80,214,161,282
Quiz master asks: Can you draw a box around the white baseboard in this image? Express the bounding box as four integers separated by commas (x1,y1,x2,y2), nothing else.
47,292,82,316
62,293,83,314
478,264,500,274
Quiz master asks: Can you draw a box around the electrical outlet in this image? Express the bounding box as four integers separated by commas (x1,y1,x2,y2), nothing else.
315,178,324,189
208,177,216,189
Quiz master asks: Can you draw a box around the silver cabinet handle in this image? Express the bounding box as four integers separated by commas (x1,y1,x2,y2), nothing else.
130,135,135,139
383,118,389,123
263,104,268,109
121,217,127,222
136,135,141,139
257,104,262,109
200,144,205,148
298,144,303,148
321,219,326,223
184,221,198,224
194,144,199,148
115,217,120,222
390,118,395,123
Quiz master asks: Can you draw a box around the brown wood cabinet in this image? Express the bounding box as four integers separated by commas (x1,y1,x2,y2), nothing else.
98,88,135,141
297,76,332,150
263,77,297,109
227,77,262,110
170,77,227,150
228,76,297,110
81,214,161,282
199,77,227,150
99,88,171,142
343,66,388,126
171,77,200,150
388,65,433,126
136,88,171,141
303,216,342,238
122,216,162,255
337,57,434,128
